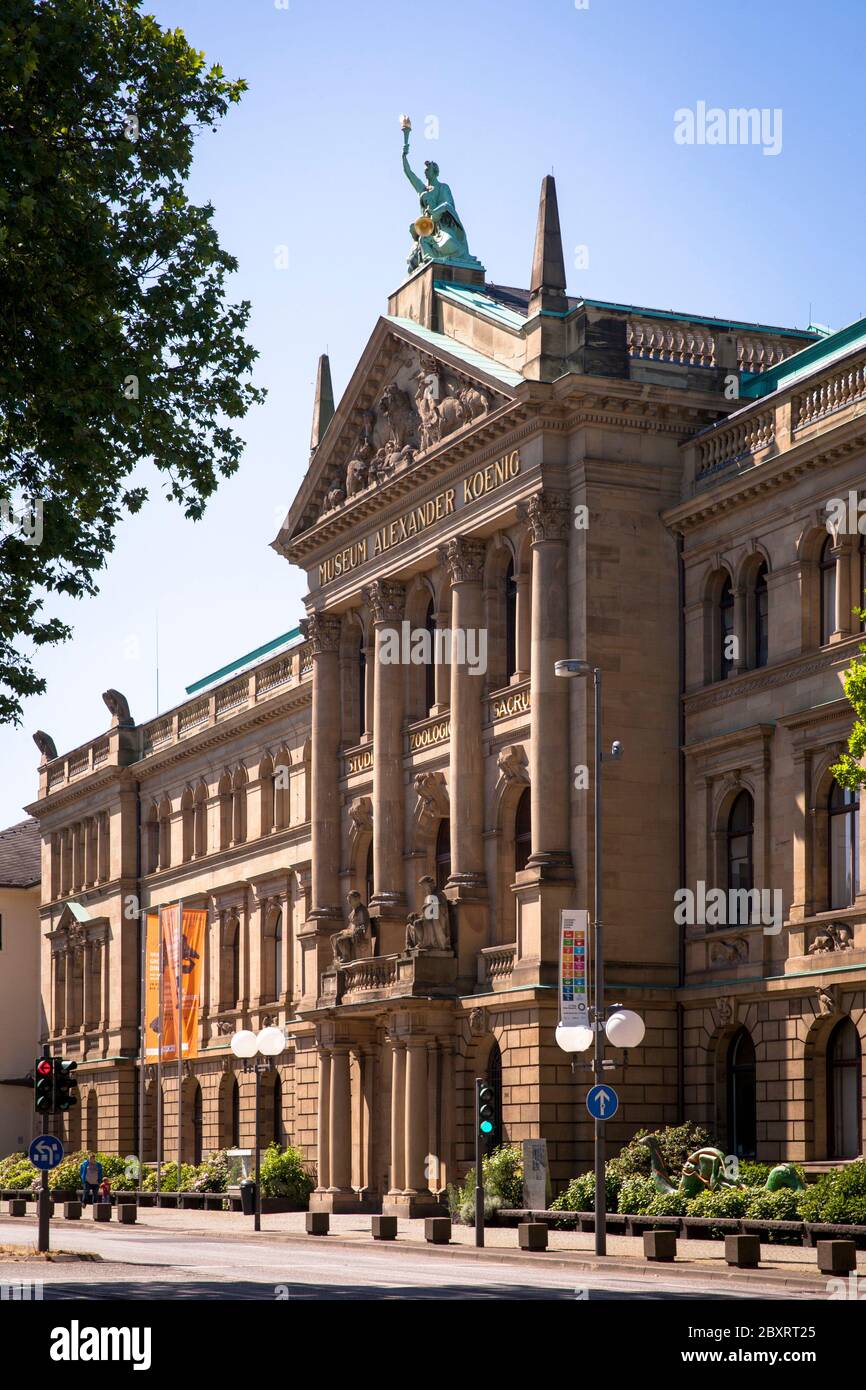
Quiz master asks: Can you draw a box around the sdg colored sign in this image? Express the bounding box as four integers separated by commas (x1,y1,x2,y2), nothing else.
559,909,590,1028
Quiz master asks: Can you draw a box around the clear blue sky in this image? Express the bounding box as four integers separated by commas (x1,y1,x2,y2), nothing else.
2,0,864,826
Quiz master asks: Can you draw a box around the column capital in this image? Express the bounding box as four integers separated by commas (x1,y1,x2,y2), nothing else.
363,579,406,625
438,535,486,585
301,612,342,654
520,490,571,543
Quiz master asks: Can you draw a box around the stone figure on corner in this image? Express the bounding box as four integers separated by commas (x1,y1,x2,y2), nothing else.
405,874,451,952
332,891,371,964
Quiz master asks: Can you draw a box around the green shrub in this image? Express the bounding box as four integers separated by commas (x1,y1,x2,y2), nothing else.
0,1153,37,1190
258,1144,315,1204
191,1149,232,1194
646,1190,689,1217
744,1187,802,1224
138,1161,199,1192
799,1161,866,1225
736,1161,772,1187
48,1157,85,1192
608,1123,713,1182
687,1186,749,1219
449,1144,525,1223
617,1175,659,1215
550,1171,595,1212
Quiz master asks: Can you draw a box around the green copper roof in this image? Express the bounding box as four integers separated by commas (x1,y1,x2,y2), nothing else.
740,314,866,399
580,297,819,339
386,315,524,388
185,626,302,696
433,282,527,332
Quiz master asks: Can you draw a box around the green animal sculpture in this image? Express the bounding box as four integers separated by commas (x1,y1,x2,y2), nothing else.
640,1133,805,1198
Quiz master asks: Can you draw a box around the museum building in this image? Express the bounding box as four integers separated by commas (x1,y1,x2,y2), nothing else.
26,170,866,1204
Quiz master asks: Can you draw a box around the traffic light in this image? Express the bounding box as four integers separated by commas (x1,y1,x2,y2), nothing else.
477,1081,495,1138
34,1058,54,1113
54,1060,78,1111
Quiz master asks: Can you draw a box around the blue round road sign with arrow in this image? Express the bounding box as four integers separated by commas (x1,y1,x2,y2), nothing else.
586,1084,619,1121
29,1135,63,1170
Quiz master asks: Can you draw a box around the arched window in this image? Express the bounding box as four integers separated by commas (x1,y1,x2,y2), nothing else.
230,1076,240,1149
259,755,275,836
274,909,283,998
232,768,247,844
719,575,735,679
145,804,159,875
726,1028,756,1159
827,1017,862,1160
158,797,171,869
273,1072,284,1148
514,787,532,875
181,788,194,863
828,781,859,909
358,633,367,735
221,910,241,1009
505,558,517,681
435,818,451,892
820,537,837,645
487,1041,503,1152
424,598,436,714
194,782,207,858
727,791,754,893
218,773,232,850
365,841,374,907
192,1083,203,1166
274,746,290,831
753,563,768,668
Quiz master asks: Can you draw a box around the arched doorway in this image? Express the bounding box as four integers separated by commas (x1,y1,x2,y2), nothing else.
435,818,450,891
487,1041,503,1152
726,1028,757,1159
827,1018,862,1159
514,787,531,875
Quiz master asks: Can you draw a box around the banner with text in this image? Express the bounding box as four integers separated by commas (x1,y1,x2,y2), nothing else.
145,906,206,1063
559,909,590,1028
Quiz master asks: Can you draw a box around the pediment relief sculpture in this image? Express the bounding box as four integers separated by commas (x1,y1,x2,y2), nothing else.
318,345,498,520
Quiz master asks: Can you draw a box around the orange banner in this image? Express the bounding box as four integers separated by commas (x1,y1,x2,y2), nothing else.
144,906,206,1063
144,911,161,1062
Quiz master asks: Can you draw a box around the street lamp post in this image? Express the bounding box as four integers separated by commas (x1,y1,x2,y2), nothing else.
554,658,625,1257
230,1026,286,1232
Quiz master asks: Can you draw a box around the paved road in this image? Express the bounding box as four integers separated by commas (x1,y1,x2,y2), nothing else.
0,1219,813,1300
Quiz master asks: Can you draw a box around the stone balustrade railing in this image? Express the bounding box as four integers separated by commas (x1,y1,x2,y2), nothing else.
793,355,866,430
341,955,399,996
695,409,775,485
628,318,799,375
479,942,517,988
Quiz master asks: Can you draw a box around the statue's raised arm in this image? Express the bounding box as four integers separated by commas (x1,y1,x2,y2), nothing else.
397,114,484,275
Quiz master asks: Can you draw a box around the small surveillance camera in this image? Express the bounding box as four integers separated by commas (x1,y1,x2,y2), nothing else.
610,740,623,759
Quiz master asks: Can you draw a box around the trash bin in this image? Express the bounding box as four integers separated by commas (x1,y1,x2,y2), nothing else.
239,1179,256,1216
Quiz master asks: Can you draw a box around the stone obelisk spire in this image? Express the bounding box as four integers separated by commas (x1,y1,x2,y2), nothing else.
525,175,568,380
310,353,335,454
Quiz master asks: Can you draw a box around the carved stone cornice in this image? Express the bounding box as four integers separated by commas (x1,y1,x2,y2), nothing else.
438,536,486,585
363,579,406,625
300,613,342,654
521,490,570,543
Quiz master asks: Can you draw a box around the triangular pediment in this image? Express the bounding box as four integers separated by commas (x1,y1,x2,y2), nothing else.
272,316,520,553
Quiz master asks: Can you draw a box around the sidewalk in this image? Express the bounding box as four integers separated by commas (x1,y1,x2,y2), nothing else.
22,1205,859,1293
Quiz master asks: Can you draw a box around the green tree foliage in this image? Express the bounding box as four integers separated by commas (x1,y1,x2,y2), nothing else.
0,0,264,721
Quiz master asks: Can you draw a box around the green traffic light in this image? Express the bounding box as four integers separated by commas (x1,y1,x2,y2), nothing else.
480,1119,494,1134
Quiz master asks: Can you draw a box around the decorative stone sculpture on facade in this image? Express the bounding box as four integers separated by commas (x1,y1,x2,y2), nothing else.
332,891,372,964
405,874,451,953
807,920,854,954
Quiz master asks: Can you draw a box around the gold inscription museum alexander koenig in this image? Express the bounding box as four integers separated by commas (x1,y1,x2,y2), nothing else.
318,450,521,586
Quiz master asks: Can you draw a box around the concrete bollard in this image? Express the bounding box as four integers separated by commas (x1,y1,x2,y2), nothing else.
305,1211,329,1236
425,1216,451,1245
518,1222,549,1252
93,1203,112,1222
816,1239,856,1275
64,1201,82,1220
725,1234,761,1268
371,1215,397,1241
643,1229,677,1262
118,1203,137,1224
7,1199,27,1217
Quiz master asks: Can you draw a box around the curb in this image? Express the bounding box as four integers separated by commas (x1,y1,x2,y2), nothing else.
0,1213,833,1294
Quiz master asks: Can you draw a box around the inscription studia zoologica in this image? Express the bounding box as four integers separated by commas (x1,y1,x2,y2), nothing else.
317,449,521,586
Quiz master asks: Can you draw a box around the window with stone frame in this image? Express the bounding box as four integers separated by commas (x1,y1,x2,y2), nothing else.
828,780,859,909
